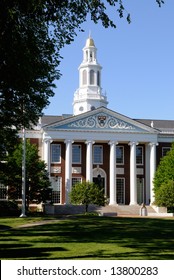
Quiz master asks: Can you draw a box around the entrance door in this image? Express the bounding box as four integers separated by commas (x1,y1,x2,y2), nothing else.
93,176,105,194
137,178,144,204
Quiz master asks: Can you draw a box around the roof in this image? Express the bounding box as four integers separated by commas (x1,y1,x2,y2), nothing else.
41,114,72,126
135,119,174,133
85,37,95,47
41,113,174,134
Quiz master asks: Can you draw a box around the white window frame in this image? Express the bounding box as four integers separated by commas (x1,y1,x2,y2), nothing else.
51,144,61,163
93,145,103,164
116,146,124,165
116,178,125,204
0,183,8,200
72,177,82,187
72,145,81,164
50,176,62,204
136,146,143,165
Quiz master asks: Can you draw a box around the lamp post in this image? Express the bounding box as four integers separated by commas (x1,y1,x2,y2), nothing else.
20,127,27,217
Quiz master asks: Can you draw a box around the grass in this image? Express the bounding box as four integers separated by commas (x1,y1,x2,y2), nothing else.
0,215,174,260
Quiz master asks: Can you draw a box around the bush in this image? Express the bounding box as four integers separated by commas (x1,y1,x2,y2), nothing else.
70,181,106,213
0,200,20,216
155,180,174,208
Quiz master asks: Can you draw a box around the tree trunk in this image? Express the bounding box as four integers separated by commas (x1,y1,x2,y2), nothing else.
85,203,88,213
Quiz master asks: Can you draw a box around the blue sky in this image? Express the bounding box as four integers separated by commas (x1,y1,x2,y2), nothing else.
43,0,174,121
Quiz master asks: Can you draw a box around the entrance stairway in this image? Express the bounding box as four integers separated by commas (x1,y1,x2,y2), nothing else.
46,204,156,216
98,205,156,216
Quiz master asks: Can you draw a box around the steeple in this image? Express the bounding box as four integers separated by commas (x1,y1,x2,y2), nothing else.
73,35,108,115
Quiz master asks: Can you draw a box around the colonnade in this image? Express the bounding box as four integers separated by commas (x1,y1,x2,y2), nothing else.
43,138,157,205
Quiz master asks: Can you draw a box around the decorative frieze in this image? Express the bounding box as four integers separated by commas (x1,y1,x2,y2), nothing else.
68,113,136,130
51,167,61,173
117,168,124,175
136,168,144,175
72,167,82,174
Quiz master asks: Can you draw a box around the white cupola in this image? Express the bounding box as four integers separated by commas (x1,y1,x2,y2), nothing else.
73,35,108,115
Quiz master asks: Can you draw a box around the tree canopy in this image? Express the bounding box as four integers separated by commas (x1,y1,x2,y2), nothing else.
153,143,174,192
70,181,106,212
1,140,51,206
155,180,174,208
0,0,165,159
153,143,174,207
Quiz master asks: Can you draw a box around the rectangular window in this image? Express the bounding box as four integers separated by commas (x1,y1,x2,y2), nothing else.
72,177,82,187
136,146,143,165
72,145,81,164
93,145,103,164
0,183,7,200
51,177,62,204
116,146,124,164
116,178,125,204
51,144,61,163
162,147,171,157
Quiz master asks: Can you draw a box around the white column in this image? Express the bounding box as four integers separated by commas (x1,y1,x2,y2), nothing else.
145,143,150,204
64,139,74,204
129,142,138,205
43,138,52,175
149,142,158,205
108,141,118,205
85,140,95,182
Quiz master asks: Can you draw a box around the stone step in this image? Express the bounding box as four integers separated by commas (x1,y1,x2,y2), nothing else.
44,203,156,216
99,205,156,216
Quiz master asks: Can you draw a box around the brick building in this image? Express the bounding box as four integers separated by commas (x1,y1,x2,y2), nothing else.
18,36,174,206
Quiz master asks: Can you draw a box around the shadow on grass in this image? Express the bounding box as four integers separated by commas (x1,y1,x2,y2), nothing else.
0,245,67,259
0,216,174,259
0,225,12,231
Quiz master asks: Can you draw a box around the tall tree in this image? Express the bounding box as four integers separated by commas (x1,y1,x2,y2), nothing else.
1,140,51,207
0,0,165,158
153,143,174,193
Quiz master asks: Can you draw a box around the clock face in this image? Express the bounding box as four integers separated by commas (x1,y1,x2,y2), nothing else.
79,106,84,112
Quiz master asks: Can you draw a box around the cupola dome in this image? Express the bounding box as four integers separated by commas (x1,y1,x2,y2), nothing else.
85,37,95,47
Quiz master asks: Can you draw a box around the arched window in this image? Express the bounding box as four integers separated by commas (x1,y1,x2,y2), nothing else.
82,70,87,85
85,51,88,61
90,70,95,85
97,71,100,86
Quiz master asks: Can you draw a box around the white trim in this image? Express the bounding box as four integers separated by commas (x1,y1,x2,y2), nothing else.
51,144,61,163
116,145,124,165
116,177,125,205
72,144,82,164
93,145,103,164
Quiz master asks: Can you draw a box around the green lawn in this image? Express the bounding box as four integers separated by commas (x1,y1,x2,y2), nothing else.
0,216,174,260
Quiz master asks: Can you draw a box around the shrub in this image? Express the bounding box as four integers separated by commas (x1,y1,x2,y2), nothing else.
0,200,20,216
155,180,174,208
70,181,106,213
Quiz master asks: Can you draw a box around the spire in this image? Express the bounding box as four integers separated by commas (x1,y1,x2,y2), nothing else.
85,31,95,47
72,35,108,115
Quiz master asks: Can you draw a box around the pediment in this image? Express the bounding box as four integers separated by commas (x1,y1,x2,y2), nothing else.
44,107,158,134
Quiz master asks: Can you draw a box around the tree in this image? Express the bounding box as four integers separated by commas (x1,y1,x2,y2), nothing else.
155,180,174,209
153,142,174,208
0,0,165,158
153,143,174,193
1,140,51,209
70,181,106,213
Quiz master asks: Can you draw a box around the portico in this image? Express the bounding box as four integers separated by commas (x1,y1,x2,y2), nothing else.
42,106,158,206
